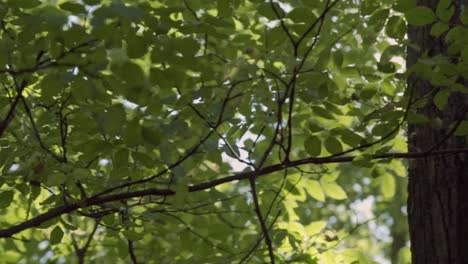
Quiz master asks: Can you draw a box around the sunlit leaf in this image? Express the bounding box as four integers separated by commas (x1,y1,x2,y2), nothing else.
321,182,347,200
380,174,396,199
306,180,325,202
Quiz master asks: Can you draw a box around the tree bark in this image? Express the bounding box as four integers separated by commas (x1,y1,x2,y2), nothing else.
407,1,468,263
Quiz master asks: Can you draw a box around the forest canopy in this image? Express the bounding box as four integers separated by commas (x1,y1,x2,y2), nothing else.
0,0,467,263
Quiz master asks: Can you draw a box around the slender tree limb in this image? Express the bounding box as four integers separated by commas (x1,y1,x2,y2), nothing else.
424,104,468,153
0,80,27,138
282,0,336,161
239,209,282,264
20,97,66,162
82,221,100,257
0,147,467,238
75,220,99,264
94,80,247,197
183,0,199,20
164,213,233,255
0,39,97,76
128,239,138,264
0,39,97,140
295,0,340,47
249,177,275,263
270,0,296,49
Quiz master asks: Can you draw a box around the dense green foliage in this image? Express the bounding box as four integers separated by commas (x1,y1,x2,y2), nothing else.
0,0,467,263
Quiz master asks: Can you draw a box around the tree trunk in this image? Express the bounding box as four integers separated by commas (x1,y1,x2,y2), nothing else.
407,1,468,263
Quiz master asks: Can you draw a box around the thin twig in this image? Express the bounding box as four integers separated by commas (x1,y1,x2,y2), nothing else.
249,177,275,263
128,239,138,264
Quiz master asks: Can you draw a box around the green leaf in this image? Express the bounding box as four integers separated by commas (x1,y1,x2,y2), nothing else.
306,180,325,202
142,127,161,145
40,74,65,99
315,50,330,71
258,2,285,20
386,16,407,39
83,0,100,5
454,121,468,136
175,37,200,57
324,137,343,154
305,221,327,235
307,122,323,133
369,9,390,32
123,120,143,146
405,7,436,26
127,36,149,58
59,2,86,14
461,46,468,63
312,106,335,119
433,89,450,110
461,8,468,25
407,112,430,124
340,130,363,147
393,0,416,12
287,7,315,23
123,230,143,241
381,45,405,62
451,83,468,94
1,251,21,262
50,226,64,245
360,86,378,100
170,182,189,208
132,152,154,168
431,22,450,37
113,149,129,168
371,166,386,178
372,123,395,137
103,105,126,134
71,78,92,102
377,62,396,73
323,102,343,116
0,191,14,208
273,229,288,245
332,51,344,68
8,0,41,9
321,182,347,200
111,62,145,86
436,0,455,22
60,220,78,231
217,0,232,17
380,174,396,199
71,168,91,180
361,0,380,15
288,234,299,250
352,154,375,168
47,172,66,186
304,136,321,156
321,171,340,182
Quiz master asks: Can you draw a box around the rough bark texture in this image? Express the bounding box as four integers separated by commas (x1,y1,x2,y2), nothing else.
407,1,468,263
